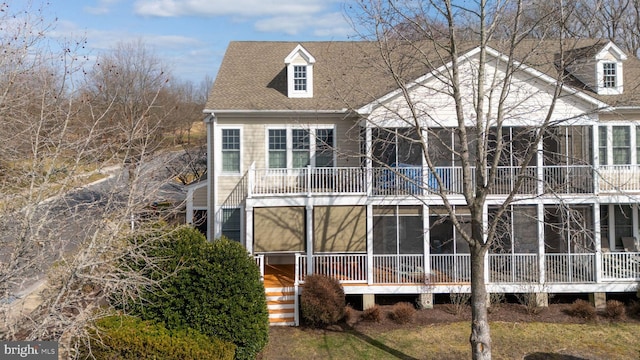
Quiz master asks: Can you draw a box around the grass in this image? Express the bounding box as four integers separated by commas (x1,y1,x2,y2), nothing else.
261,322,640,360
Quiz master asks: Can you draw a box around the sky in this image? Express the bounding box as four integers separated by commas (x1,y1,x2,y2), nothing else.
35,0,357,84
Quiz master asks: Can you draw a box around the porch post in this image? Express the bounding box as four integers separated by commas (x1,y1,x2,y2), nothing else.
245,206,254,253
367,204,374,285
538,203,546,284
594,202,602,283
424,204,430,282
365,126,373,196
593,124,600,194
306,204,314,275
536,128,544,196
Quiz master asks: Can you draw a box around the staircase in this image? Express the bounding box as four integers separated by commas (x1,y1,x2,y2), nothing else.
265,286,296,326
263,264,298,326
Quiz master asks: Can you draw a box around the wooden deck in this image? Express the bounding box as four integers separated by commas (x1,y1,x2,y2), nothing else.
264,264,295,288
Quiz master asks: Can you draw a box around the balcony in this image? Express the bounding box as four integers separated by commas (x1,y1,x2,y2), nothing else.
248,164,640,197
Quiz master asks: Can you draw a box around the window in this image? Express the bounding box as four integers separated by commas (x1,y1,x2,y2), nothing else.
603,62,617,88
636,127,640,164
373,206,423,255
222,129,240,172
294,65,307,91
315,129,334,167
268,129,287,168
598,126,608,165
222,208,241,242
268,128,334,168
292,129,310,168
612,126,630,164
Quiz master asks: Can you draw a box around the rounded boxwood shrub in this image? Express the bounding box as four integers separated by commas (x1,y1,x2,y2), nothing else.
122,226,269,360
300,274,345,327
81,315,235,360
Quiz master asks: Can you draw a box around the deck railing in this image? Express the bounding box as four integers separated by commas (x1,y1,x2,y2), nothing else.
430,254,472,283
254,254,265,281
545,253,596,283
488,254,539,283
288,252,640,285
372,255,425,284
601,252,640,280
249,164,640,196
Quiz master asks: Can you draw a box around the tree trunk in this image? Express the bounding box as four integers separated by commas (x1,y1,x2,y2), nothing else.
470,229,491,359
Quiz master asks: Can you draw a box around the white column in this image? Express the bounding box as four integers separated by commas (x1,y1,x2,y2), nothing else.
306,204,314,275
594,203,601,283
423,204,430,276
538,203,546,284
245,206,254,253
367,204,374,285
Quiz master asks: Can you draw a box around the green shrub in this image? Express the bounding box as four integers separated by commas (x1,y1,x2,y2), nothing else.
389,302,416,324
300,274,345,327
81,315,235,360
121,226,269,360
565,299,596,320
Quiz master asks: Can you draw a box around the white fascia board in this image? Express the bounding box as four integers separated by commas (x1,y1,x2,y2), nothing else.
596,41,628,61
285,44,316,64
356,46,611,115
202,109,350,117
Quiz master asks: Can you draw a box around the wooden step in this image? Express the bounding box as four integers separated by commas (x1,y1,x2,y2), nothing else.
265,286,297,326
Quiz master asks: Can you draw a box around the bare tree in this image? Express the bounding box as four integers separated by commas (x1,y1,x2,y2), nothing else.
347,1,594,358
0,3,192,357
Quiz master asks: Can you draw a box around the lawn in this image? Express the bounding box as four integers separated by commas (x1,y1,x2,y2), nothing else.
259,303,640,360
261,322,640,359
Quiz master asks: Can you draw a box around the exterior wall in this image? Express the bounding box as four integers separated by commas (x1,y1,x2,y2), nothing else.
215,113,360,206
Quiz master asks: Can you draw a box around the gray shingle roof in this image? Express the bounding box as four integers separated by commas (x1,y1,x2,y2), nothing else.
206,40,640,112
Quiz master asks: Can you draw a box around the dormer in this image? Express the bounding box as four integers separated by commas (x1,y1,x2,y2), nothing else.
285,44,315,98
567,41,627,96
594,42,627,95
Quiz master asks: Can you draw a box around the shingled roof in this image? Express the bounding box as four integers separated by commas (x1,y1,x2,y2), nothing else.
206,39,640,112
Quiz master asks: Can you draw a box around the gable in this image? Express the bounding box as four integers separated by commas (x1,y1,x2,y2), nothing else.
363,49,603,128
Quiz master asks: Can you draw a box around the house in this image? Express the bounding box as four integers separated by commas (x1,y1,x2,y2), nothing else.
192,39,640,325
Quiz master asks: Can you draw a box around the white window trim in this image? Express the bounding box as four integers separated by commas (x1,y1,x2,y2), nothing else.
596,60,623,95
598,124,638,166
218,126,243,175
265,125,336,169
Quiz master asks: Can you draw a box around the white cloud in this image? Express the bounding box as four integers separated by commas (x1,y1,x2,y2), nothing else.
255,12,351,37
134,0,329,17
84,0,122,15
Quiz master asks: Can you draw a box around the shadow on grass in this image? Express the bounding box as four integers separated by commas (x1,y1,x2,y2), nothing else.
340,324,419,360
524,353,588,360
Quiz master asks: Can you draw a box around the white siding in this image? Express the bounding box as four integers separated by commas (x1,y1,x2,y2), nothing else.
368,53,597,128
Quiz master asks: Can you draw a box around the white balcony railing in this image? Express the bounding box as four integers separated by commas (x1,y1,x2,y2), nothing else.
249,164,640,196
598,165,640,192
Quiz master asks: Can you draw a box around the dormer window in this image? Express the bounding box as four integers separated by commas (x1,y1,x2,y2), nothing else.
603,62,617,88
294,65,307,91
594,42,627,95
285,44,315,98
